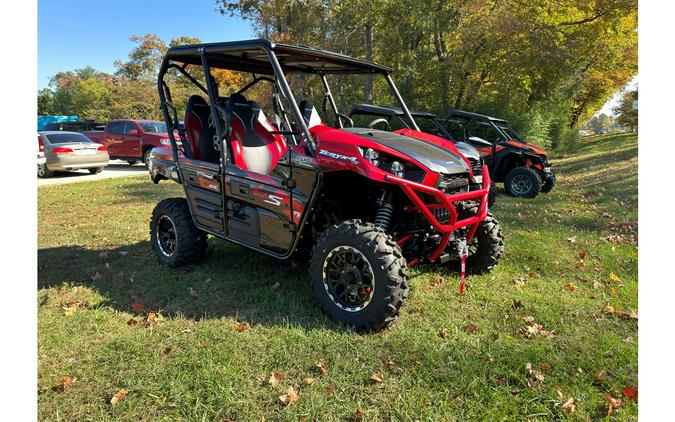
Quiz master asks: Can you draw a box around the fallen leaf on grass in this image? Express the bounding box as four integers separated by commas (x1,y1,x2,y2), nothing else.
325,385,335,396
440,327,449,338
187,287,199,297
315,362,329,375
604,305,638,320
130,303,145,313
63,302,81,316
271,282,281,291
268,371,286,386
539,363,552,373
513,277,527,288
578,250,587,260
464,323,478,334
233,321,250,332
51,375,76,392
562,397,576,413
593,280,602,289
146,312,165,325
279,386,299,406
622,386,638,401
430,274,444,286
370,373,384,383
525,363,545,389
566,236,576,244
161,347,172,357
610,287,618,297
593,371,609,384
522,316,535,325
91,272,103,281
609,272,621,283
605,394,622,415
126,318,137,326
110,388,128,406
351,409,364,421
563,283,578,292
304,376,315,385
384,358,396,367
511,300,523,309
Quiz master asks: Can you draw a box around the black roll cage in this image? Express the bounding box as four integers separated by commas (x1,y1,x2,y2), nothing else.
157,39,419,175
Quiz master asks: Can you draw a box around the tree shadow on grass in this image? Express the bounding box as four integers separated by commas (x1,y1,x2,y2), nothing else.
38,238,344,331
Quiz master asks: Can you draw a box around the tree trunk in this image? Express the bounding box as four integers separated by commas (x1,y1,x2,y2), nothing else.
364,16,374,103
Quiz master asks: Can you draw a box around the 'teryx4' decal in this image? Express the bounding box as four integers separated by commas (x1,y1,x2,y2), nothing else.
318,149,359,165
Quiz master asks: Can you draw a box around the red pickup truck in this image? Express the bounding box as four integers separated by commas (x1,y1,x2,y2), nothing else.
82,120,173,166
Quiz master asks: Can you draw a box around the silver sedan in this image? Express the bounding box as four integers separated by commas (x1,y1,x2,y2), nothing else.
37,131,110,178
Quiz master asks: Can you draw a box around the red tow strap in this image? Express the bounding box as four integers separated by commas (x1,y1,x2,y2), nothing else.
459,251,467,295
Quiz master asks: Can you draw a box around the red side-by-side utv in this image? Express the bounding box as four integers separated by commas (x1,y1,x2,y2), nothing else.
148,39,504,331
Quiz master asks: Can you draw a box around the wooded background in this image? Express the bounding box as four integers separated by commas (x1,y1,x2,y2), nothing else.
37,0,637,151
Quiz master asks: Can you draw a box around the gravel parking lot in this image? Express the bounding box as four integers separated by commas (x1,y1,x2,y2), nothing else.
37,160,148,187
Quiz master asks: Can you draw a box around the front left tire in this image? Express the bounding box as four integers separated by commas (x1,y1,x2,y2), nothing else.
89,167,103,174
150,198,208,267
309,220,409,332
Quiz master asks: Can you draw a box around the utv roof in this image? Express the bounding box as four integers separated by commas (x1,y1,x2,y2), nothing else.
445,109,509,124
350,104,437,119
164,39,392,75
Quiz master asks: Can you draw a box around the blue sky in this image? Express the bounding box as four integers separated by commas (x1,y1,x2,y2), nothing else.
38,0,254,89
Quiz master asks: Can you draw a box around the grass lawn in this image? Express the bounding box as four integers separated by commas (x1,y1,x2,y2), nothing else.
38,133,638,420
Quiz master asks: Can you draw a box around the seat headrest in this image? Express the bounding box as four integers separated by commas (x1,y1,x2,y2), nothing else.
187,95,208,109
298,100,322,127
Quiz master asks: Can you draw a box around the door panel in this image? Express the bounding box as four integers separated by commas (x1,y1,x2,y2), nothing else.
122,121,142,157
181,163,224,235
224,162,294,253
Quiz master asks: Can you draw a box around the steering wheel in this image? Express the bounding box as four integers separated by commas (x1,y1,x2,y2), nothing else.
367,118,391,131
335,113,354,128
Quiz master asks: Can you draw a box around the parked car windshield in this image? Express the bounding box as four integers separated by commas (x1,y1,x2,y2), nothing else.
138,121,167,133
44,133,94,144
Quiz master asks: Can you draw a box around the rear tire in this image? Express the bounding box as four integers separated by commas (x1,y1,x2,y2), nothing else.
504,166,542,198
127,160,138,166
150,198,207,267
310,220,409,332
88,167,103,174
38,163,53,178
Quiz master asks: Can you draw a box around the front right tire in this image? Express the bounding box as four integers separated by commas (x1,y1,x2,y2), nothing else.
504,166,542,198
310,220,409,332
150,198,207,267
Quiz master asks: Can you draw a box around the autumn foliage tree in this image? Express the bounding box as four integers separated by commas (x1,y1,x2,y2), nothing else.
216,0,637,150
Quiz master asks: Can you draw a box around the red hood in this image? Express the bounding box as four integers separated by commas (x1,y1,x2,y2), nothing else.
505,140,548,157
394,128,472,169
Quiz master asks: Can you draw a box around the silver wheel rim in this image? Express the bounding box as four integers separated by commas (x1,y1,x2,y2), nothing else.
38,164,45,177
322,246,376,312
511,173,533,195
156,215,177,257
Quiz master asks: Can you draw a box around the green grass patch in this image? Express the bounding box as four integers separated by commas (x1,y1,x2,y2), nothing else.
38,133,638,420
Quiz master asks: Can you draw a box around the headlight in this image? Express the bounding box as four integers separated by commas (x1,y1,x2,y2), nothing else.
160,138,171,146
390,161,405,178
364,148,380,166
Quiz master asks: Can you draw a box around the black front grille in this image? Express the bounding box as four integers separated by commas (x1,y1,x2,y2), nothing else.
468,158,483,176
431,207,450,224
438,173,470,192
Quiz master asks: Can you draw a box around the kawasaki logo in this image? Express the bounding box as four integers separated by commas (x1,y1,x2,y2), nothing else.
318,149,359,164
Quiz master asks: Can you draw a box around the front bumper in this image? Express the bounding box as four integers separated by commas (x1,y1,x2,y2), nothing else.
387,164,491,263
